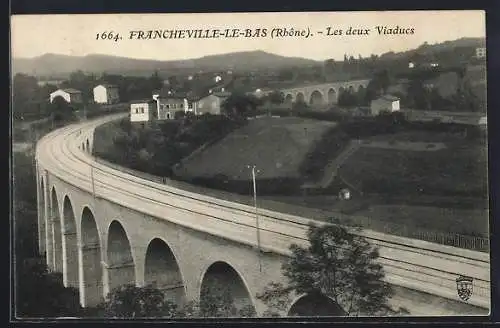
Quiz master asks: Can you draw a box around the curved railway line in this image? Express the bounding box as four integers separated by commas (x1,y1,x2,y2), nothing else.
36,114,490,310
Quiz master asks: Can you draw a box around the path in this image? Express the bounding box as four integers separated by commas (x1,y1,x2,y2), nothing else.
301,139,362,189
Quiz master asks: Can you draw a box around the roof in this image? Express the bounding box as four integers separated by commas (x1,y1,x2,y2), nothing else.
154,88,186,99
130,99,156,104
95,83,118,89
376,94,400,102
56,88,81,94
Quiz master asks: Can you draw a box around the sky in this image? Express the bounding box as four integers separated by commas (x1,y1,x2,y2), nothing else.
11,11,485,62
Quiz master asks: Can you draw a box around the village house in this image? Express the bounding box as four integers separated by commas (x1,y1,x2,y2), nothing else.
129,99,157,123
93,84,120,104
152,90,188,120
150,88,231,119
49,88,83,104
370,94,400,116
194,92,231,115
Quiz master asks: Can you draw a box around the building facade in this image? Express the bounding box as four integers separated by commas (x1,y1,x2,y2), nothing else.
93,84,120,104
130,100,157,122
152,92,187,120
151,89,230,119
50,88,83,104
194,93,230,115
370,95,400,116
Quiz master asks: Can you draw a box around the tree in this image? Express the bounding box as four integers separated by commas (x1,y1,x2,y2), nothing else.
12,73,50,120
221,93,260,119
266,91,285,105
16,258,82,318
337,89,358,107
292,99,309,113
257,224,409,317
149,70,163,92
103,284,178,318
406,79,431,110
100,280,256,319
49,96,76,123
364,69,392,104
323,59,336,77
199,277,237,317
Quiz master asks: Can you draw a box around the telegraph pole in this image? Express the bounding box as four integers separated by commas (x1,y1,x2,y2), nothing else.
247,165,262,272
90,163,96,199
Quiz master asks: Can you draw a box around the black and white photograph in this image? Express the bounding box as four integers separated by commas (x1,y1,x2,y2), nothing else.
11,10,489,319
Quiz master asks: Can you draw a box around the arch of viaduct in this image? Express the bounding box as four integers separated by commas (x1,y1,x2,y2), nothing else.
279,79,370,106
34,115,490,317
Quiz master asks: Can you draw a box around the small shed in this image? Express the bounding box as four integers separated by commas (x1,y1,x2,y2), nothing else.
370,95,400,116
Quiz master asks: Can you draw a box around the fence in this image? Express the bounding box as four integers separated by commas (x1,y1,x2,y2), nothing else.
344,213,489,252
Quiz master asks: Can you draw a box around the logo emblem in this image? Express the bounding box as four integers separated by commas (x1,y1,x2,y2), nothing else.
456,275,473,302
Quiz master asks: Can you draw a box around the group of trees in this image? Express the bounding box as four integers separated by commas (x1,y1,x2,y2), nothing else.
12,73,58,120
220,92,262,119
94,114,245,177
402,68,484,112
12,70,164,122
102,280,256,319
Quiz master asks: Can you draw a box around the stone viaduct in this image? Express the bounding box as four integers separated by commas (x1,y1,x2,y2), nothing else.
34,115,490,317
279,79,370,106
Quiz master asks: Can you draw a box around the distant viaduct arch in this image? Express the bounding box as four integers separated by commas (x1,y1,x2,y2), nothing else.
280,79,370,106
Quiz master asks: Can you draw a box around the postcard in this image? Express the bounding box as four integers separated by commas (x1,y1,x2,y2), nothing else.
11,10,489,319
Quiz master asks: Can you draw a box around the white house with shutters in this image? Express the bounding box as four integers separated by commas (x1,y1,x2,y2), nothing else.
93,84,120,104
49,88,83,104
130,100,157,122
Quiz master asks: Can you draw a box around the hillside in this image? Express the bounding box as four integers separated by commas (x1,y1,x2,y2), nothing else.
12,51,320,78
174,117,336,181
378,37,485,62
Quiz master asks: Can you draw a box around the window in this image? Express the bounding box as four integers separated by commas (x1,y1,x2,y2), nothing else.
166,104,170,109
188,103,193,109
180,103,184,108
141,108,145,114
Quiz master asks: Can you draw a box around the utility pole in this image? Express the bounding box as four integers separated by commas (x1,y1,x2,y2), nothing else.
247,165,262,272
90,163,96,199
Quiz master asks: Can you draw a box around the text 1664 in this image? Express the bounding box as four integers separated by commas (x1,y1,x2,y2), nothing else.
96,32,122,41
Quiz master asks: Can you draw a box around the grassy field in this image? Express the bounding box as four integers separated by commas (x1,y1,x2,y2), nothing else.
338,142,487,198
355,204,488,237
175,117,336,181
330,131,489,238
